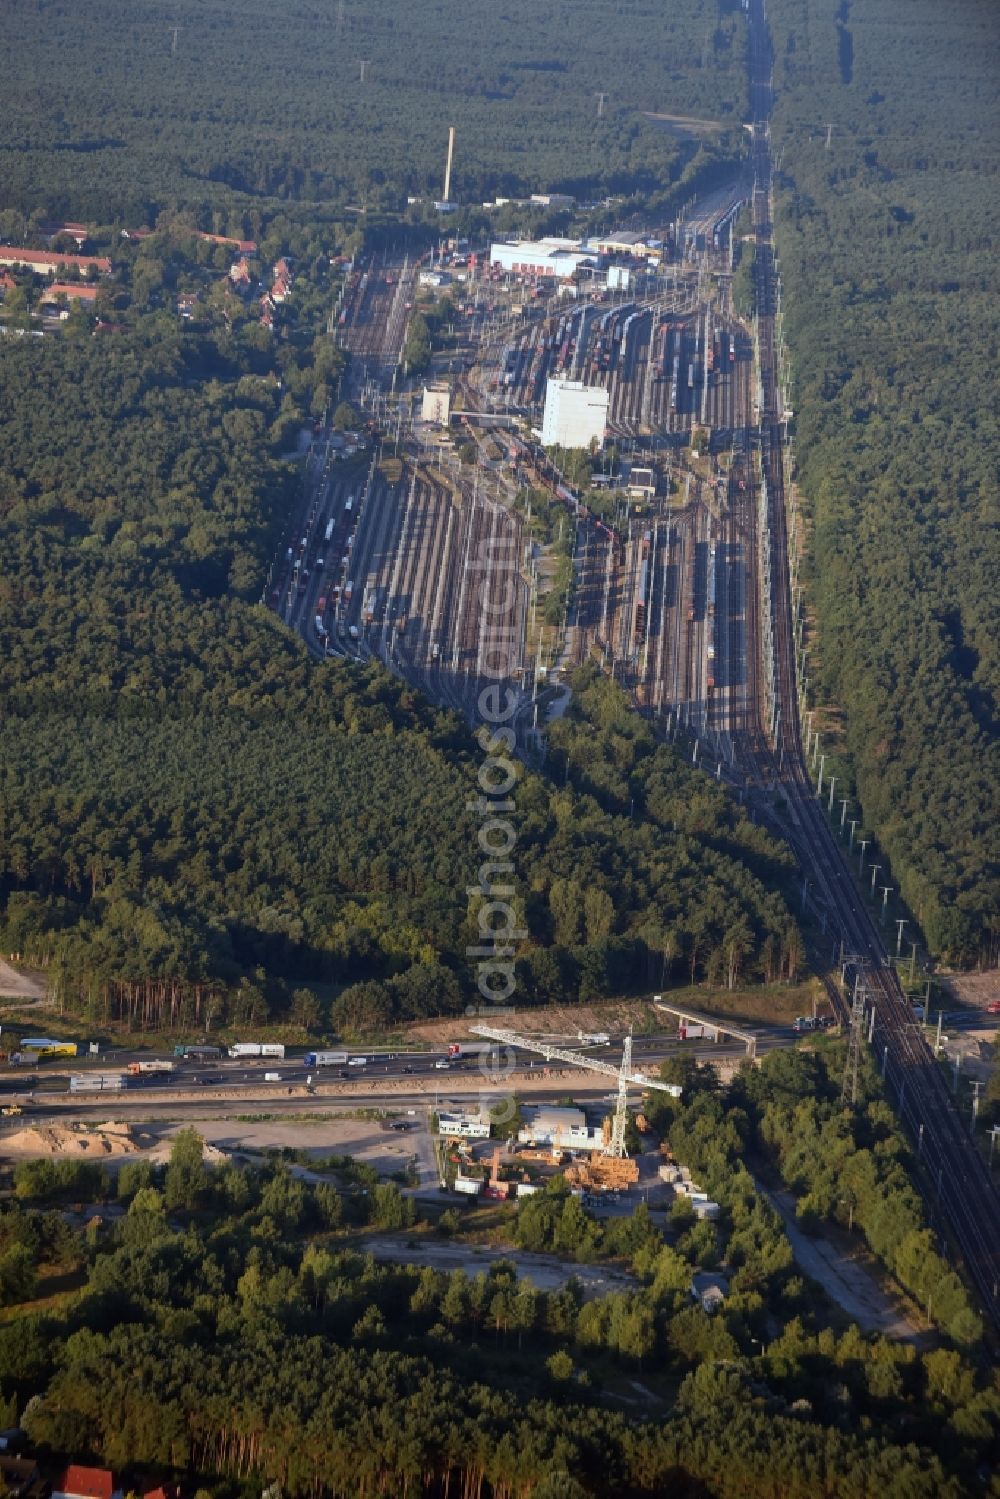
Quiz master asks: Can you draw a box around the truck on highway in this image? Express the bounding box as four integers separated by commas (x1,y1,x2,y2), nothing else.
263,1072,281,1082
304,1050,349,1068
793,1016,818,1033
21,1037,79,1058
173,1044,222,1060
228,1043,286,1059
126,1060,175,1076
69,1072,126,1092
447,1042,499,1060
677,1023,714,1040
324,519,335,543
577,1031,611,1046
347,1056,368,1067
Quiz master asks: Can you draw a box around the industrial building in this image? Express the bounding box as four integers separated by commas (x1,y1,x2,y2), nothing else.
490,237,593,280
421,382,452,426
437,1107,491,1139
593,230,656,258
517,1104,605,1150
541,378,610,450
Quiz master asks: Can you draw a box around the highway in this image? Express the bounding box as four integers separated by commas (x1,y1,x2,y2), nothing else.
743,0,1000,1329
0,1023,836,1111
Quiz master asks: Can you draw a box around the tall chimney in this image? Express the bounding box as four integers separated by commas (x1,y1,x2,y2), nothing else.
443,126,455,203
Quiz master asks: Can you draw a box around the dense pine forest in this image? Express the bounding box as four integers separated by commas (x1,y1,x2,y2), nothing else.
0,309,803,1029
2,1047,997,1497
1,0,745,219
767,0,999,965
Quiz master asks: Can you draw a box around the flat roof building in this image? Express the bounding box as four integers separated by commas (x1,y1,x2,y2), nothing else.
541,378,609,451
438,1107,491,1139
517,1104,605,1149
490,237,593,280
421,383,452,426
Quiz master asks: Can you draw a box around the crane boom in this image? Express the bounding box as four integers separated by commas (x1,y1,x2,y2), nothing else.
469,1025,682,1096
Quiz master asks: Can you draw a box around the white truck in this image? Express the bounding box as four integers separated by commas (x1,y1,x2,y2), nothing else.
348,1056,368,1068
127,1060,175,1076
228,1043,286,1059
304,1050,349,1068
69,1072,126,1093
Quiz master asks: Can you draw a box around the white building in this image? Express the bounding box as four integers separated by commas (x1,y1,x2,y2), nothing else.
421,383,452,426
517,1105,604,1150
438,1108,491,1139
490,237,593,280
541,378,609,450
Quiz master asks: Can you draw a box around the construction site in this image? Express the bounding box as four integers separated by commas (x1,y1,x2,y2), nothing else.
432,1028,717,1213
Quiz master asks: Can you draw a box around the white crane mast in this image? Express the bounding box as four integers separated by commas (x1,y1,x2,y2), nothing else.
469,1024,681,1160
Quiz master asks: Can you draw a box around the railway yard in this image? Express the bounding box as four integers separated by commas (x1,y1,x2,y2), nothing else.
271,197,760,761
256,4,1000,1332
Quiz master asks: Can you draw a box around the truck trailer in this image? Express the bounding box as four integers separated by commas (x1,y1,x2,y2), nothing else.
69,1072,126,1092
304,1050,349,1067
126,1060,175,1076
21,1038,79,1058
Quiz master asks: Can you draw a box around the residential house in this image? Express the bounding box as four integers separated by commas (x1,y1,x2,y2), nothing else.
0,1456,44,1499
196,231,257,254
41,283,101,310
52,1465,121,1499
690,1271,729,1314
0,249,111,277
229,256,252,290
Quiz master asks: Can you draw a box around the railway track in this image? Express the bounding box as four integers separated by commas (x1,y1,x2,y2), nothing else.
743,0,1000,1329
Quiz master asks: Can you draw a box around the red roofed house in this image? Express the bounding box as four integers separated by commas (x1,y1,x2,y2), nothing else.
143,1485,180,1499
41,282,102,307
228,255,252,289
41,221,90,247
52,1466,121,1499
196,231,257,254
0,271,15,296
0,248,111,277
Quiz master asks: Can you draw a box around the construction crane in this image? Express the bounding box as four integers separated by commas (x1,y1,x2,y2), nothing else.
469,1025,681,1159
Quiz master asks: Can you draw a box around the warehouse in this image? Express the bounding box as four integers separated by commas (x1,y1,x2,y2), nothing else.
593,230,654,258
490,237,593,280
541,378,610,450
